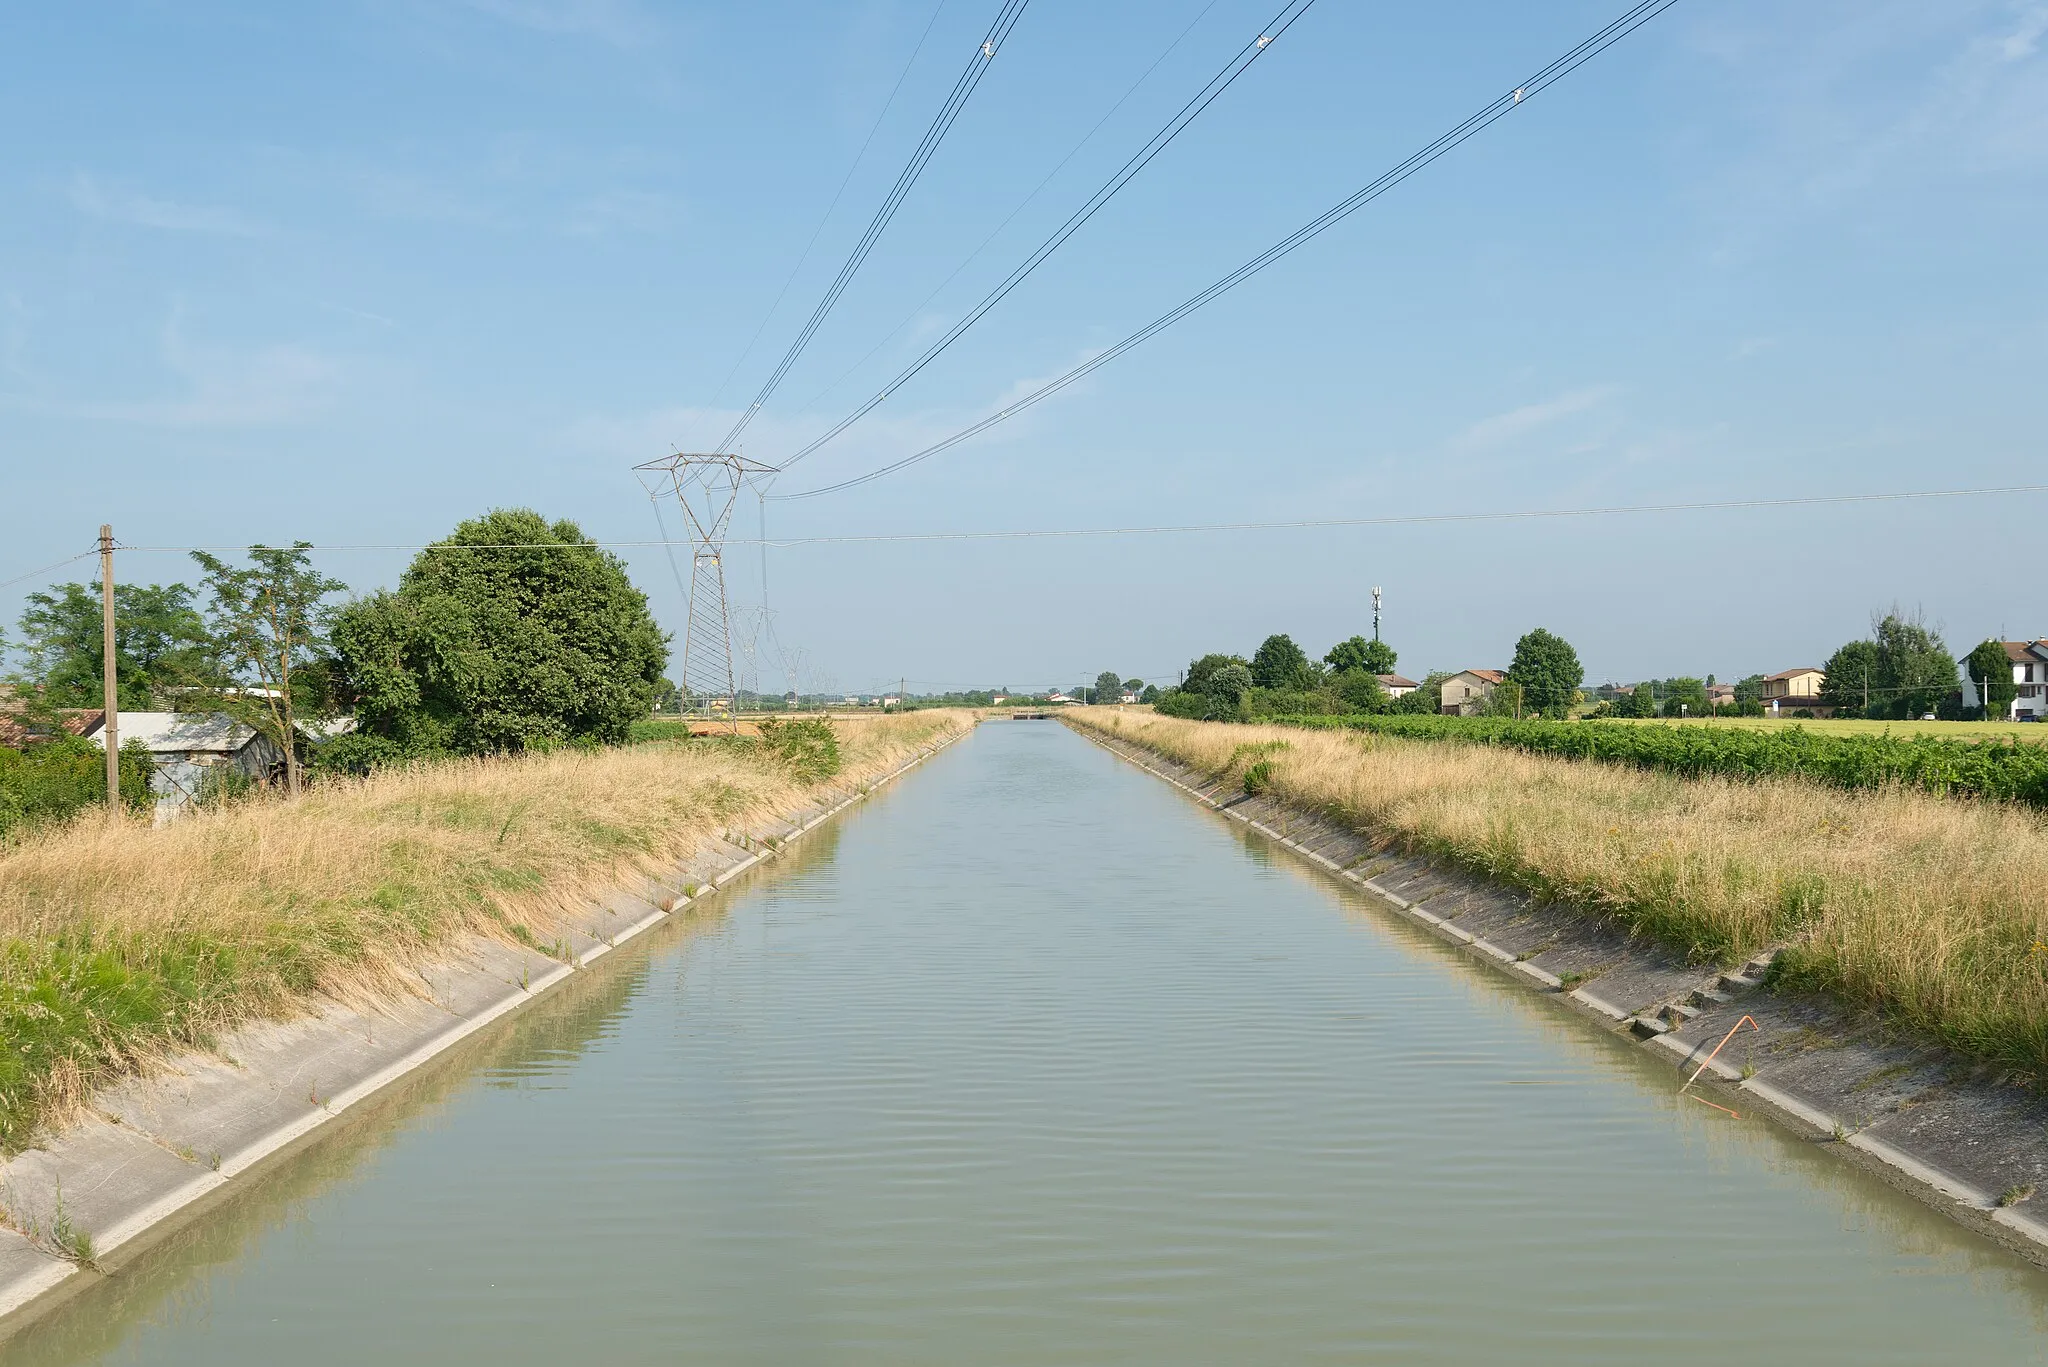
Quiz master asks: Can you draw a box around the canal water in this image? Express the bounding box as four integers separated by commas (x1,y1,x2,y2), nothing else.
11,720,2048,1363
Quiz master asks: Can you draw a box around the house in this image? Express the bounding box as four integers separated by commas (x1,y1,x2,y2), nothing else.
1961,640,2048,721
882,695,901,707
1440,669,1505,716
991,694,1009,705
94,711,285,817
0,705,105,750
1046,691,1075,704
1377,674,1418,698
1119,691,1139,705
1758,667,1830,716
1705,682,1735,709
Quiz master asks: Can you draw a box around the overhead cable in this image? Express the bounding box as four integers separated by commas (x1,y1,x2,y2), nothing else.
715,0,1031,455
790,0,1229,419
708,0,956,412
771,0,1683,501
775,0,1320,472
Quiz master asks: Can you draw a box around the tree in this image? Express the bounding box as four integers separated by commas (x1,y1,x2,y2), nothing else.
1095,670,1124,704
1324,635,1398,677
1334,668,1386,713
1250,634,1314,690
1480,679,1526,718
191,544,346,798
1122,677,1143,694
1209,662,1253,702
331,509,667,760
1506,628,1583,715
1965,640,2017,719
1732,674,1764,709
1625,682,1659,718
1138,683,1161,704
1873,609,1954,718
1661,677,1708,718
1183,653,1248,696
1818,639,1882,716
12,581,213,710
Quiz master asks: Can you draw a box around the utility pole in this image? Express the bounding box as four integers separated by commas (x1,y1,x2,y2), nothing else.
99,524,119,812
1371,586,1383,642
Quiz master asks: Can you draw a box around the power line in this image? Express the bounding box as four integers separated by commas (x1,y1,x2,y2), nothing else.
707,0,956,413
788,0,1230,419
772,0,1683,501
57,481,2048,560
0,550,96,593
715,0,1031,455
775,0,1320,473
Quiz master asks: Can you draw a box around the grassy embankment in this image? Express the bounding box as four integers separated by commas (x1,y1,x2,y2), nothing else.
1071,709,2048,1074
0,711,967,1151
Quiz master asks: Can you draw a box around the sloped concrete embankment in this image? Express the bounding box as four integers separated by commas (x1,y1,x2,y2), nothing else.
0,727,968,1326
1073,722,2048,1265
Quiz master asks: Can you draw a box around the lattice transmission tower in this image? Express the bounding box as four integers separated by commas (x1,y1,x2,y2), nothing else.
635,451,778,728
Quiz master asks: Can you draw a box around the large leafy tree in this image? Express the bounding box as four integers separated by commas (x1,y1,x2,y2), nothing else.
1965,639,2017,718
331,509,667,758
1506,627,1583,714
12,581,213,710
1872,610,1954,718
1094,670,1124,703
1183,653,1247,696
1818,639,1882,714
1250,634,1314,690
1324,635,1398,677
191,545,346,798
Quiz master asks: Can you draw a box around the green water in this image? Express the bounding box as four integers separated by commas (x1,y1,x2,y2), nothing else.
10,721,2048,1363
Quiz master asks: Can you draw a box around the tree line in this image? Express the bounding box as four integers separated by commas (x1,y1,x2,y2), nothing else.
2,509,669,817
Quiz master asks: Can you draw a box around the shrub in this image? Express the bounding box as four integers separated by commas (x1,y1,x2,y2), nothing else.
755,717,841,782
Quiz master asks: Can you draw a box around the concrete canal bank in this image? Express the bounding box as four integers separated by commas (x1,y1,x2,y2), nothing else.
0,722,970,1330
1069,716,2048,1267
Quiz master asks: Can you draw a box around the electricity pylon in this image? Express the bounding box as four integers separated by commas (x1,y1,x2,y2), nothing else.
635,451,777,730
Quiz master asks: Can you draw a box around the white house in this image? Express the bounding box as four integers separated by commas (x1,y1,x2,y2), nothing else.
1961,640,2048,721
1377,673,1418,698
1439,669,1505,716
1119,691,1139,704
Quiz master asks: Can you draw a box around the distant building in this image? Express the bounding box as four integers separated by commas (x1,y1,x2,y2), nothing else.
1705,682,1736,709
1046,691,1075,704
1760,668,1830,717
882,695,901,707
1440,669,1505,716
94,712,286,818
1119,691,1139,705
991,694,1009,704
1961,640,2048,721
1377,674,1418,698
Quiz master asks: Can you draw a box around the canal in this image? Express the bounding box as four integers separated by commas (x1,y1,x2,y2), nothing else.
10,720,2048,1363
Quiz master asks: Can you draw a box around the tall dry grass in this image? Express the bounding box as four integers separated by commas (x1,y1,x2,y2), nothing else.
0,712,967,1148
1073,710,2048,1071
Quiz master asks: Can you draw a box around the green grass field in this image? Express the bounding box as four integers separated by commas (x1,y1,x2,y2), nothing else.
1599,715,2047,743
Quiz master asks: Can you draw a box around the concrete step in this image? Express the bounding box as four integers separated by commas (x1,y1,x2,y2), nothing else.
1628,1016,1672,1039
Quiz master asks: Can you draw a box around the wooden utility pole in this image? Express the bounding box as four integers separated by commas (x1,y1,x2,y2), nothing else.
99,524,119,811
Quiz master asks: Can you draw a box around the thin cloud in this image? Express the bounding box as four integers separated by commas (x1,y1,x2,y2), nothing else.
1453,385,1618,452
68,173,268,237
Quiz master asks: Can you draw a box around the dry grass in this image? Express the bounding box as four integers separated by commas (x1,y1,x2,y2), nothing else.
0,711,967,1148
1072,710,2048,1071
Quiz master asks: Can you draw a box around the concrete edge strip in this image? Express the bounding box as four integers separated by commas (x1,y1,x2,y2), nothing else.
1067,722,2048,1260
0,726,966,1324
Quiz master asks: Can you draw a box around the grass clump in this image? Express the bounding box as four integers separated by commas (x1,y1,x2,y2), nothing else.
0,711,965,1151
1068,710,2048,1078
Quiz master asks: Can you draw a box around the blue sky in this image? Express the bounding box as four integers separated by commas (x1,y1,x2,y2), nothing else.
3,0,2044,695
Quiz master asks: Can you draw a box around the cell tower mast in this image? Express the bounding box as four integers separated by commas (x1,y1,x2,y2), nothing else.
635,451,778,730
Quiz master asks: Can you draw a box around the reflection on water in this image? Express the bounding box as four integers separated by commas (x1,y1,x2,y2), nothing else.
9,723,2048,1364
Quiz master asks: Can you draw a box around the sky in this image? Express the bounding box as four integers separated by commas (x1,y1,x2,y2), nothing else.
2,0,2045,696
